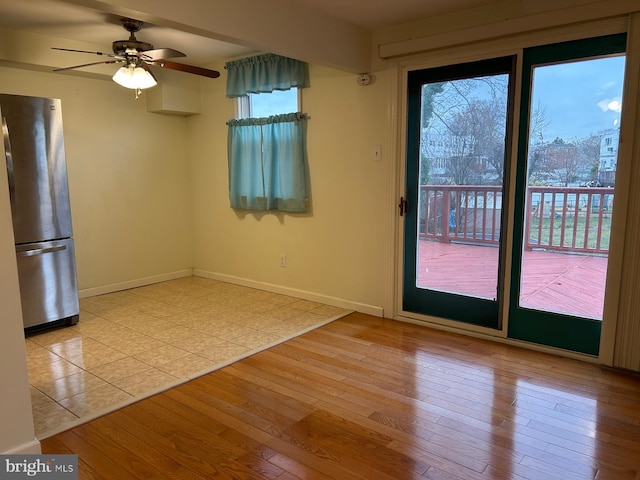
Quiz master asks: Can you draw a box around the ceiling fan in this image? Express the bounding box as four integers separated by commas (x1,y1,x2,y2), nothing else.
52,18,220,94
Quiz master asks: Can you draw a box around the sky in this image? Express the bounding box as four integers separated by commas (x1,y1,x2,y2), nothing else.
250,88,298,117
530,55,626,142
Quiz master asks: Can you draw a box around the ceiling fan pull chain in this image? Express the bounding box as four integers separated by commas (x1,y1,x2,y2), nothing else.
135,88,141,100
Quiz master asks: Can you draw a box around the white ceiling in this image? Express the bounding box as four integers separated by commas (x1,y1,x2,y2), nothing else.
0,0,501,67
0,0,254,65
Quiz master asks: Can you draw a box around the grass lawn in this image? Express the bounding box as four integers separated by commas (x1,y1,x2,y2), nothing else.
529,211,611,251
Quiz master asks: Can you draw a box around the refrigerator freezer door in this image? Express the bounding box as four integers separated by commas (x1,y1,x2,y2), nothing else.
1,94,73,244
16,239,79,329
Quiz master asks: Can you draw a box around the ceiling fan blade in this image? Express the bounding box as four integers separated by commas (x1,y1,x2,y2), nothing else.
51,47,117,58
153,60,220,79
53,60,122,72
141,48,186,61
140,62,158,81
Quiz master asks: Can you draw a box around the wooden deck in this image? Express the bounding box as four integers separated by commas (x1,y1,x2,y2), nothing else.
417,239,607,320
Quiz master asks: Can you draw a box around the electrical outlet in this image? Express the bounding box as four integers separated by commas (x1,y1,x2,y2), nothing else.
280,254,286,268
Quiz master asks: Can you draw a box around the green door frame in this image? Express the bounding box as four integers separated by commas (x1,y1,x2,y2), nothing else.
403,56,516,328
508,33,627,355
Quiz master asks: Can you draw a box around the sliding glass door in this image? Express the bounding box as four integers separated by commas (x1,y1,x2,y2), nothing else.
508,34,627,354
403,33,627,355
403,57,515,328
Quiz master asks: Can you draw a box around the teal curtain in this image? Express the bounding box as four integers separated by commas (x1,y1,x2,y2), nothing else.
228,113,308,212
225,54,309,97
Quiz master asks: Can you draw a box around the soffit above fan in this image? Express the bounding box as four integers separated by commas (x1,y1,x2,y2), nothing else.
52,18,221,92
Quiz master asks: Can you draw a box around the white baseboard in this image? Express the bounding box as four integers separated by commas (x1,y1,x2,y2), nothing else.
77,268,383,318
78,269,193,298
193,269,384,317
4,439,41,454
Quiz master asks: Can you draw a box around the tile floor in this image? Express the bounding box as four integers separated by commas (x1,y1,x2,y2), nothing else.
25,276,350,439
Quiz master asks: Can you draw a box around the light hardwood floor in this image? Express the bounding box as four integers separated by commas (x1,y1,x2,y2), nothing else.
41,312,640,479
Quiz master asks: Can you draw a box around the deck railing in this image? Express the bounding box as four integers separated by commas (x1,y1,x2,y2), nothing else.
419,185,613,254
525,186,612,254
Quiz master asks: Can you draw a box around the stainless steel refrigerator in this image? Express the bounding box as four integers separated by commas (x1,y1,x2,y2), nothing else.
1,93,79,331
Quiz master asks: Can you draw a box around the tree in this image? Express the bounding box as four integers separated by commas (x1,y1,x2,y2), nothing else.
419,153,430,185
419,82,446,186
439,98,506,185
529,134,602,186
421,83,445,128
575,134,602,184
548,142,580,186
468,100,506,184
526,101,550,182
445,101,486,185
421,76,509,185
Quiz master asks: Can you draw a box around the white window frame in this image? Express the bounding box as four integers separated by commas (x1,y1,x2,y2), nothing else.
235,88,302,119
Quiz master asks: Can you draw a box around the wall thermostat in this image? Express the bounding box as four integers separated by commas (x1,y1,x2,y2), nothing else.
357,74,372,86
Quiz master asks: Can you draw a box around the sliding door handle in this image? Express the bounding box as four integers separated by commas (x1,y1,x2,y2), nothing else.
399,197,408,217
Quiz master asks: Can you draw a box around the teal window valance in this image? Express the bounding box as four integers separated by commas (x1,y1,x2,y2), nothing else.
225,54,309,98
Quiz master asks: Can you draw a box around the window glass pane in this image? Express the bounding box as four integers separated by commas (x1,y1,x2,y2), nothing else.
519,55,625,320
249,88,298,117
417,73,509,300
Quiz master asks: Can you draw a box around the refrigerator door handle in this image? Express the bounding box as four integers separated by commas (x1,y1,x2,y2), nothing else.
17,244,67,257
2,116,15,206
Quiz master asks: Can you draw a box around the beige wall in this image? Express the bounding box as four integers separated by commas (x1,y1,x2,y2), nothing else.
0,67,193,292
188,64,390,311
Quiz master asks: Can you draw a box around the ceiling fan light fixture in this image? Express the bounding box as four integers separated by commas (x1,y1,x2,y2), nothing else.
112,64,157,89
52,18,220,88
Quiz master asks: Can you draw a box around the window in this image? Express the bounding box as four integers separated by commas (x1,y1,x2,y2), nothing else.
238,88,300,119
225,54,309,212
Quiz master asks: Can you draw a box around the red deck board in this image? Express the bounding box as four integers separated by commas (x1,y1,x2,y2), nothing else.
416,239,607,320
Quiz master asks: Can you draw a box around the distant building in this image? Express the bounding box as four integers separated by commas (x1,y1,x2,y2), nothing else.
422,133,464,180
529,141,579,186
421,132,489,184
598,129,619,187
